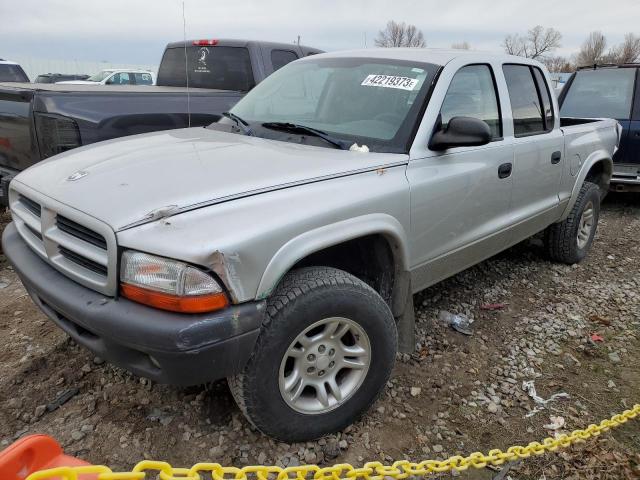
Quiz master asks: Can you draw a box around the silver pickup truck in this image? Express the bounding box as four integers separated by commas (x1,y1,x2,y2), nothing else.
3,49,620,442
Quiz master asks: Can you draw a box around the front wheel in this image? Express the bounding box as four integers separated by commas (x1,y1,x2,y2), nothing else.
544,181,601,264
228,267,397,442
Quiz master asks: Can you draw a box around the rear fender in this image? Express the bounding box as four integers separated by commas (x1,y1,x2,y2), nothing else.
559,152,612,221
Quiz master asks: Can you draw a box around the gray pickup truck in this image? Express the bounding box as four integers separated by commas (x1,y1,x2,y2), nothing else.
3,49,620,441
0,39,321,204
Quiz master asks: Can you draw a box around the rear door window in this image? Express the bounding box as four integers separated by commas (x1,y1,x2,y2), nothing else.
533,67,554,130
503,64,545,136
134,73,153,85
561,68,636,120
157,46,255,91
271,50,299,71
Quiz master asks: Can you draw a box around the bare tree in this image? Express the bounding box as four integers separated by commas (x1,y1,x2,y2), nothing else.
503,34,527,56
503,25,562,59
375,21,426,48
607,33,640,63
451,41,470,50
541,55,573,73
576,31,607,66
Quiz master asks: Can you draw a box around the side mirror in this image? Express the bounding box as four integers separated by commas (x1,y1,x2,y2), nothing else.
429,116,492,151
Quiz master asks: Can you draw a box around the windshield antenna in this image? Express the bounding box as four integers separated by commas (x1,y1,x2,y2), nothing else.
182,1,191,128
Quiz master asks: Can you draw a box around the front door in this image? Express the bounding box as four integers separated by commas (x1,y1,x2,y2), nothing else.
407,63,514,291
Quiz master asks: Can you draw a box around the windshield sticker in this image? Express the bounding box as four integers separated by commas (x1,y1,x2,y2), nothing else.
361,74,419,90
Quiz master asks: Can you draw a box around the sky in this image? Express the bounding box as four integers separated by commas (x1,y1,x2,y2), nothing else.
1,0,638,65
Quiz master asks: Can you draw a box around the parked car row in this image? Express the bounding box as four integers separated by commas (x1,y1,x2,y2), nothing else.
0,61,155,85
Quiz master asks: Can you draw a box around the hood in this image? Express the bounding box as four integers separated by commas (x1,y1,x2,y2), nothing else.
14,128,405,231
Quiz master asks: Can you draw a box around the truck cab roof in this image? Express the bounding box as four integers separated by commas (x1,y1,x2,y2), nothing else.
577,63,640,70
307,48,539,68
165,38,323,56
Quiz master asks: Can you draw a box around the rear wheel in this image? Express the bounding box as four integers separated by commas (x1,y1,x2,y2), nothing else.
228,267,397,441
545,181,600,264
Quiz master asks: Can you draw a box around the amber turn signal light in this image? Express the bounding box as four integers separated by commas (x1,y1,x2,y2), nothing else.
121,283,229,313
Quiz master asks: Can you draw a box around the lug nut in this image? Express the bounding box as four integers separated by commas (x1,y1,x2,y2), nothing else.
318,345,326,353
307,354,315,361
318,370,325,376
307,366,315,373
329,361,335,368
329,349,335,356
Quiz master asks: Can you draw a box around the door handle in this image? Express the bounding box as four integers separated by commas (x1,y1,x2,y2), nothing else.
551,151,562,164
498,162,513,179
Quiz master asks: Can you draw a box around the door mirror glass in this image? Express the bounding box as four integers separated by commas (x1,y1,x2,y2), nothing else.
429,116,492,151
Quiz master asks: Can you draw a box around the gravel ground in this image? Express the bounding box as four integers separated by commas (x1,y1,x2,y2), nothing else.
0,194,638,480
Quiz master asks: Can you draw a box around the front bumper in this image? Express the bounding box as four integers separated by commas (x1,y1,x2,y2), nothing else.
2,222,264,386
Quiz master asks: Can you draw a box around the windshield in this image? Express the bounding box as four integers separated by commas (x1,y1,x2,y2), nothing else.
561,69,636,120
86,70,113,82
226,57,440,153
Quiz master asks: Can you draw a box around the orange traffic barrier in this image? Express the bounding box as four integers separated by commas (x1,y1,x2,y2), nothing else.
0,434,95,480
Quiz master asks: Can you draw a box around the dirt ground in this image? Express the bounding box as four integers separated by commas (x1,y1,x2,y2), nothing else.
0,194,638,480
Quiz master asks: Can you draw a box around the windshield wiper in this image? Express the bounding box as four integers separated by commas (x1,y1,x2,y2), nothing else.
222,111,254,136
261,122,348,150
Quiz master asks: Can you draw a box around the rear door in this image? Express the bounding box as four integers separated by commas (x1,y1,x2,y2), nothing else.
503,64,563,237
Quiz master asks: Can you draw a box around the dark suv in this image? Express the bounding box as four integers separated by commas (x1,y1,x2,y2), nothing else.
0,60,29,82
34,73,89,83
560,64,640,191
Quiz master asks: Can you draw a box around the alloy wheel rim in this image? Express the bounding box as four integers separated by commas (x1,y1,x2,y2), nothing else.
577,201,595,250
278,317,371,414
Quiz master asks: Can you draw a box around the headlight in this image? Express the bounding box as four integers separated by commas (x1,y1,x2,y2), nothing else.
120,251,228,313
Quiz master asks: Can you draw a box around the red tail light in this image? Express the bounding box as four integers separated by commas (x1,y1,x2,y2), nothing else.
193,39,218,46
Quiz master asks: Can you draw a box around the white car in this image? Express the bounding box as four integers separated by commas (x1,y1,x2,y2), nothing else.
56,69,155,86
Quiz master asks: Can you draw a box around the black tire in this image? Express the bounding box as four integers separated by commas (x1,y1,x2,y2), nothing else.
228,266,397,442
544,181,600,264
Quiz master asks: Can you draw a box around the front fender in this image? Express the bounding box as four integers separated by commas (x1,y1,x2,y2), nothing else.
255,213,410,299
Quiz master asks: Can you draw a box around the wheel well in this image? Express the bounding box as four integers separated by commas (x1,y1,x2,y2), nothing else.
585,160,612,196
293,235,396,307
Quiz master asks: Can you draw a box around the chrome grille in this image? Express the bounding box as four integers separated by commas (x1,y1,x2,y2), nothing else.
9,184,117,296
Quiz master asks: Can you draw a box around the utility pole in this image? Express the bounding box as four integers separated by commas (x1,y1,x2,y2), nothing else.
364,32,367,48
297,35,301,46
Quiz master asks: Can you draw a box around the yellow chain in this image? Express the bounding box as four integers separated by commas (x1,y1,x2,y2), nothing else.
26,403,640,480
